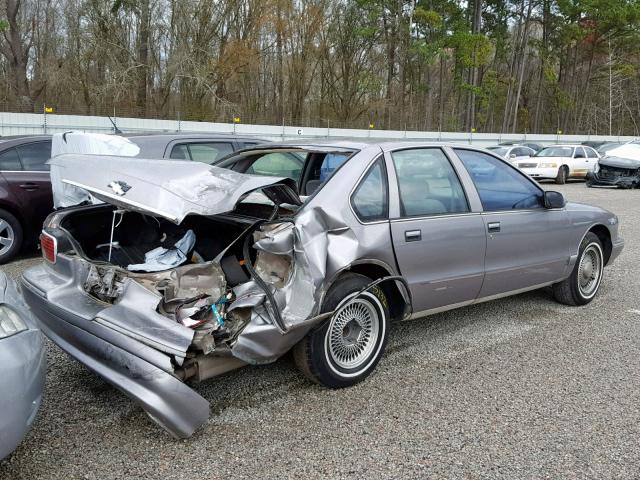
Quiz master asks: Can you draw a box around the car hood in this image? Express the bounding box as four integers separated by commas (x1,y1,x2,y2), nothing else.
599,155,640,169
49,154,301,223
603,143,640,161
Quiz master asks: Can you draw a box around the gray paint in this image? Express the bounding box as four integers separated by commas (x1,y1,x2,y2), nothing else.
0,272,46,460
22,141,624,438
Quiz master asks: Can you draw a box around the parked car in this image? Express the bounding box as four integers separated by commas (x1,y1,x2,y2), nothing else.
587,141,640,188
596,142,624,155
516,144,600,184
487,145,536,163
0,132,269,263
581,141,609,149
0,271,46,460
126,133,268,163
22,142,623,438
498,141,543,152
0,135,53,263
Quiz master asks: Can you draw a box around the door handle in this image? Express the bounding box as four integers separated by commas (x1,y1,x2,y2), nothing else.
19,182,39,190
405,230,422,242
487,222,501,233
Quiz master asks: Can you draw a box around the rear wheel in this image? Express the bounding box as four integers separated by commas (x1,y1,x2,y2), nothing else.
293,273,390,388
553,232,604,306
0,209,22,264
555,165,568,184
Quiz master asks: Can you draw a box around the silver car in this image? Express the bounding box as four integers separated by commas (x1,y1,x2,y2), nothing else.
21,142,623,438
0,271,46,460
487,145,535,163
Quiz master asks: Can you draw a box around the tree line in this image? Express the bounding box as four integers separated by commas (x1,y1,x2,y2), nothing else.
1,0,640,135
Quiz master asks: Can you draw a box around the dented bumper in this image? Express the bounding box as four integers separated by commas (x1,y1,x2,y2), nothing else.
21,269,210,438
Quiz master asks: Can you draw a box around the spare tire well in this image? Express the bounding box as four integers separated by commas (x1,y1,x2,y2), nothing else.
589,225,612,265
335,263,408,321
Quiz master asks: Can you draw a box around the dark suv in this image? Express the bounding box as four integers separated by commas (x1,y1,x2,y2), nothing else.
0,133,268,263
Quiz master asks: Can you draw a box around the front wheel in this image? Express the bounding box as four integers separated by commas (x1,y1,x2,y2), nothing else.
293,273,390,388
553,232,604,306
555,166,568,185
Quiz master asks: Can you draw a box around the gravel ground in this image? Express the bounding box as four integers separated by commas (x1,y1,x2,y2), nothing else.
1,183,639,479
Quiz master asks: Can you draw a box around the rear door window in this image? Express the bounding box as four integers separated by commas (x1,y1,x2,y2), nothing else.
391,148,469,217
0,148,22,170
170,142,234,164
586,147,599,158
169,144,190,160
351,157,388,222
16,141,51,171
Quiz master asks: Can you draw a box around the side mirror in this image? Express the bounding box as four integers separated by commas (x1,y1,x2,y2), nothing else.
509,153,516,159
544,191,566,209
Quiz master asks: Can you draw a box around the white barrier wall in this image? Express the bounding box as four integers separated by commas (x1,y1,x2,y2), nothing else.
0,111,635,147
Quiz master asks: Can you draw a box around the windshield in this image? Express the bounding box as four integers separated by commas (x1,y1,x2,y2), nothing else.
488,147,508,156
597,143,622,153
535,147,573,157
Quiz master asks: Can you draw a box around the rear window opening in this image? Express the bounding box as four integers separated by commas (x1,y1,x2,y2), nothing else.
219,147,357,198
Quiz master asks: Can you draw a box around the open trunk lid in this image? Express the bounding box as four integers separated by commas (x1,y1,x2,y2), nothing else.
49,154,301,223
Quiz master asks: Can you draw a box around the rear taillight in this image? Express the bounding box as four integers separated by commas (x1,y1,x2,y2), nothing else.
40,232,57,263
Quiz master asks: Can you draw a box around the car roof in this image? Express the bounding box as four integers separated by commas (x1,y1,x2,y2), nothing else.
228,139,510,154
541,144,578,148
124,132,270,158
0,135,51,149
122,131,266,139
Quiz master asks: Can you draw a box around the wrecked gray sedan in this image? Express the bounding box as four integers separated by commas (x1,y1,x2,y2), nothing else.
21,142,623,438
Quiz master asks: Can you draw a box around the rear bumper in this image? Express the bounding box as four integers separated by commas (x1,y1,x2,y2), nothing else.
21,276,210,439
0,329,46,460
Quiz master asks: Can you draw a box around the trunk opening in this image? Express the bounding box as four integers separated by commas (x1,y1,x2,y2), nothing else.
60,205,251,267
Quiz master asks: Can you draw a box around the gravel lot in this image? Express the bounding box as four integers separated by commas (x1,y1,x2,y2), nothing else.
1,183,639,479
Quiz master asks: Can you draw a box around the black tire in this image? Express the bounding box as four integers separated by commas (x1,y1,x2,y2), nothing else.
553,232,604,306
555,165,568,185
0,209,22,264
293,273,390,389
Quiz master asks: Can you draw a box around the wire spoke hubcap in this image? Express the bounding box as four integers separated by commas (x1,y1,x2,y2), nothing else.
578,244,602,297
0,219,14,255
327,297,380,370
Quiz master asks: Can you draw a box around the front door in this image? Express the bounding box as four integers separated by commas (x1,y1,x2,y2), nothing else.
454,148,573,298
388,147,486,313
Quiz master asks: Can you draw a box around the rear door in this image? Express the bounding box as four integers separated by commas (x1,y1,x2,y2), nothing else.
453,148,572,298
2,141,53,235
388,147,486,313
572,147,589,177
584,146,599,173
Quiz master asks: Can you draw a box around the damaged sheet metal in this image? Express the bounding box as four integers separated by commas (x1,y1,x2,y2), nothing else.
86,260,228,360
94,278,195,360
229,196,405,363
48,154,301,223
